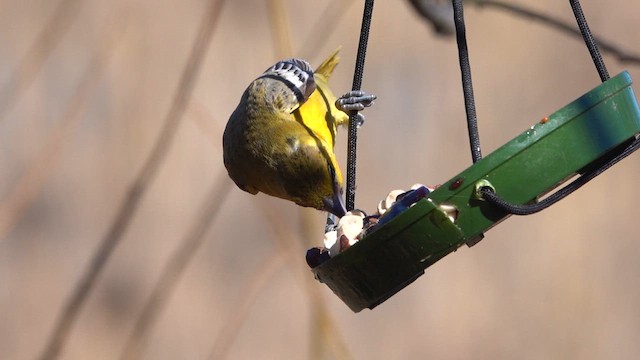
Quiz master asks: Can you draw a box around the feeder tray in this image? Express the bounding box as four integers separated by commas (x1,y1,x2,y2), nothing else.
312,71,640,312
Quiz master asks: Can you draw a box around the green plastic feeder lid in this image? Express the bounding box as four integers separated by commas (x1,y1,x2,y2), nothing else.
312,71,640,312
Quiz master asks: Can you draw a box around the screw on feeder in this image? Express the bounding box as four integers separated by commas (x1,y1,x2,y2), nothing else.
449,177,465,190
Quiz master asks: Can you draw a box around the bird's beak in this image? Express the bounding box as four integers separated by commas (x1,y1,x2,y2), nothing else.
323,191,347,218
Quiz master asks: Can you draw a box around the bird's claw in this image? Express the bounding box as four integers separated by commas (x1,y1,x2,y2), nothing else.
336,90,376,128
336,90,376,112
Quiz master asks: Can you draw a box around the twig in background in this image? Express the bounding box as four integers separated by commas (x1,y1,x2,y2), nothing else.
186,98,221,143
407,0,640,65
207,201,351,360
267,0,295,58
0,0,84,122
207,253,287,360
302,216,354,360
0,9,128,245
257,202,354,360
473,0,640,64
266,2,353,359
308,292,354,360
407,0,456,35
118,94,227,359
37,0,227,359
298,0,357,62
119,172,233,360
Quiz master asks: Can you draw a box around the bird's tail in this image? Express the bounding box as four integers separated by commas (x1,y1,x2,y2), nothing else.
315,47,341,80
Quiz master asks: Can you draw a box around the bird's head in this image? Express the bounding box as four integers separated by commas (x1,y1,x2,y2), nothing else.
260,58,317,103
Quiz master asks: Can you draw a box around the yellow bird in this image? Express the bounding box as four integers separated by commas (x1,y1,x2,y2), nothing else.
223,49,374,217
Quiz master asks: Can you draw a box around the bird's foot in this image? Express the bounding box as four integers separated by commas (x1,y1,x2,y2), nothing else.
336,90,376,128
336,90,376,112
325,213,340,233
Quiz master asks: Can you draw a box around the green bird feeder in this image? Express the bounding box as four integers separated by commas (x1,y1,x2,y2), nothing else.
311,71,640,312
309,0,640,313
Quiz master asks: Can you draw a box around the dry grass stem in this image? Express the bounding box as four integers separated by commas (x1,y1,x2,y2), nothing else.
120,173,233,360
0,0,84,121
299,0,356,61
0,10,128,245
267,0,295,58
37,0,227,358
207,253,288,360
470,0,640,64
265,2,353,358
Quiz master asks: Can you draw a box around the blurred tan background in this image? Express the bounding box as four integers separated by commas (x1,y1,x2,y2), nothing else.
2,0,640,359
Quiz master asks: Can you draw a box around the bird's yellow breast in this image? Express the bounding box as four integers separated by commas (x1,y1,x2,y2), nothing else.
295,75,348,148
292,73,348,185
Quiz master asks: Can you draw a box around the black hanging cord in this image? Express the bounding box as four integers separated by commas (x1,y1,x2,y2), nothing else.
481,136,640,215
346,0,375,211
569,0,610,82
452,0,483,163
